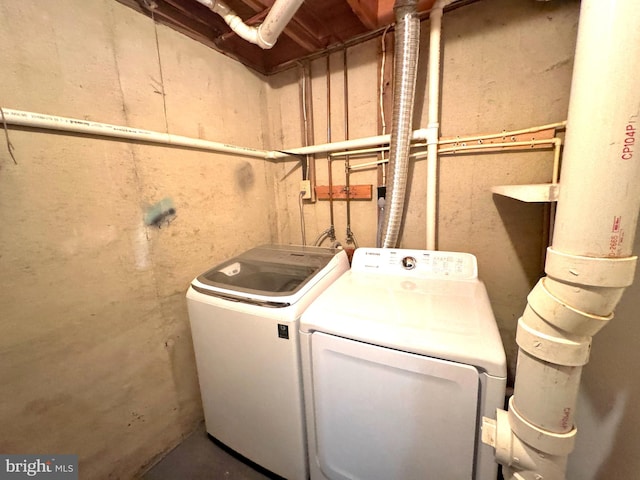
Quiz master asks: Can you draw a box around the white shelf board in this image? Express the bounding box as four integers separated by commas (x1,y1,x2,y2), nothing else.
491,183,559,203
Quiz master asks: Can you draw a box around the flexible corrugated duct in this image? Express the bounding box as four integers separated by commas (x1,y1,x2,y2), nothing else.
380,0,420,248
483,0,640,478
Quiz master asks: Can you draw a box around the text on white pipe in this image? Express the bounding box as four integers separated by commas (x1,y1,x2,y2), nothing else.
622,120,636,160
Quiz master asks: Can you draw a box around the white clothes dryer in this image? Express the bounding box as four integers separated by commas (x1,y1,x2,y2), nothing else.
300,247,507,480
187,244,349,480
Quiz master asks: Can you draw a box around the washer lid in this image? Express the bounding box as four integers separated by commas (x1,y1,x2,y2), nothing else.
192,244,342,301
300,248,507,378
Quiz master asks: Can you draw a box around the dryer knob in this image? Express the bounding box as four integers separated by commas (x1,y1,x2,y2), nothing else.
402,256,417,270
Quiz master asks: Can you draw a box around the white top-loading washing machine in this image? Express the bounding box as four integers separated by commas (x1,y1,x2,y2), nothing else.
300,247,507,480
187,244,349,480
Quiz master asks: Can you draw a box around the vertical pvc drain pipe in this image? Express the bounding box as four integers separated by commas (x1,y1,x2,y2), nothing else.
483,1,640,478
425,0,451,250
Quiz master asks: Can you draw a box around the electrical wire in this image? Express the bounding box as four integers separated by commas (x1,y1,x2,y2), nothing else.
379,25,391,139
300,64,308,155
150,8,169,134
0,107,18,165
379,25,391,185
298,191,306,245
299,62,314,183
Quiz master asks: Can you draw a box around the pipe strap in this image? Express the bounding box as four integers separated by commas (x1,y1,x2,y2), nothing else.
516,313,592,366
508,398,576,455
527,278,613,337
545,248,637,287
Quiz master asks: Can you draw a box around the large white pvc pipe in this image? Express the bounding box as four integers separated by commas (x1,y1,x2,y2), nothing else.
196,0,304,49
552,28,640,261
485,1,640,478
1,108,269,158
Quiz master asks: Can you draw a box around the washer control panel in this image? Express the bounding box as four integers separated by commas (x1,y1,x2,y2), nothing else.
351,248,478,279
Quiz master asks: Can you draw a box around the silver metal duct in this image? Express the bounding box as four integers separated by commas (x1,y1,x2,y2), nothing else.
380,0,420,248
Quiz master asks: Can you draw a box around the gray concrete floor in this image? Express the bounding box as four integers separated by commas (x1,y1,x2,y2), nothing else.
142,423,274,480
142,423,504,480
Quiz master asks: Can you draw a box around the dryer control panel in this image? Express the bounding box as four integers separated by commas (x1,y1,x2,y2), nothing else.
351,248,478,280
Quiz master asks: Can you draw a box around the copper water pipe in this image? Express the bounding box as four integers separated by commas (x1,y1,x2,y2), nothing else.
326,55,335,239
343,49,356,246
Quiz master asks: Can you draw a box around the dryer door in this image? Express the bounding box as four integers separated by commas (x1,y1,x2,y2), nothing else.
310,332,480,480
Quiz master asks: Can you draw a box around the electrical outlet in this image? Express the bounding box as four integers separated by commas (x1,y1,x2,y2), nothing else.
300,180,312,200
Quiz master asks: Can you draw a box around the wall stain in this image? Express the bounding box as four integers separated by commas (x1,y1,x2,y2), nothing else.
128,411,145,427
24,394,72,415
235,162,255,192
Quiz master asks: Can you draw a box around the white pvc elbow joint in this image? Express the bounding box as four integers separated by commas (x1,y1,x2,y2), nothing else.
484,403,577,480
204,0,302,50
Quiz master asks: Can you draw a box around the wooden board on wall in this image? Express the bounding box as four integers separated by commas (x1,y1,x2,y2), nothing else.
315,185,372,200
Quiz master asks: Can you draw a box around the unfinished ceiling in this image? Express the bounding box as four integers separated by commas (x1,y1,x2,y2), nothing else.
115,0,475,75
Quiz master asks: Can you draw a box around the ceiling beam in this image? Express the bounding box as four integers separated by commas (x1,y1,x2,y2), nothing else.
346,0,379,30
